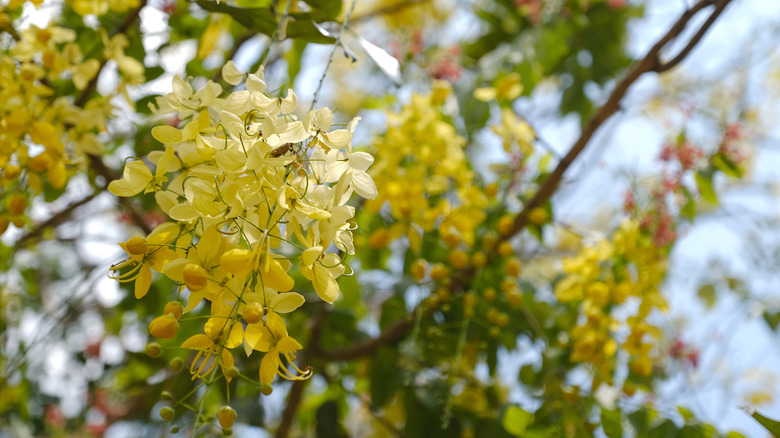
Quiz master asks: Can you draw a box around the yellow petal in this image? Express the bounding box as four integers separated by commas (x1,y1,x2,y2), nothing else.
312,263,339,303
221,60,244,85
182,334,213,350
270,292,305,313
151,125,183,144
259,352,278,384
134,263,152,299
245,324,273,352
221,248,252,276
225,323,244,349
108,160,153,197
259,258,294,292
277,335,302,353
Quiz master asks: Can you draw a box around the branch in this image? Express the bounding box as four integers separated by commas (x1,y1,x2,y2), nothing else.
15,192,99,247
506,0,734,239
306,0,736,363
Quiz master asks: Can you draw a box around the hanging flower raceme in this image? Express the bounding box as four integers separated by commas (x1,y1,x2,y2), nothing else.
108,62,376,395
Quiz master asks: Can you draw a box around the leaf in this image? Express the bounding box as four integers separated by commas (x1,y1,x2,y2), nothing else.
303,0,341,20
194,0,335,44
696,284,716,309
601,408,623,438
712,153,742,178
351,31,401,86
763,311,780,331
695,169,718,205
286,40,308,86
744,407,780,436
677,406,695,424
370,347,401,409
502,405,533,437
649,419,679,438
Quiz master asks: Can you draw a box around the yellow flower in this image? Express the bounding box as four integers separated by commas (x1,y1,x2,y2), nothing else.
108,145,177,196
245,312,310,385
181,316,243,382
109,223,179,298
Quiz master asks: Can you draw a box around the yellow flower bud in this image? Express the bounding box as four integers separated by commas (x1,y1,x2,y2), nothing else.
182,263,208,291
146,342,162,357
410,259,427,283
497,215,514,236
430,263,449,281
149,315,179,339
28,154,50,172
160,406,174,421
0,217,9,235
497,241,513,258
448,250,469,269
243,302,263,324
528,207,548,225
471,252,487,268
124,236,148,256
164,301,183,320
505,257,522,277
8,194,26,216
217,406,236,428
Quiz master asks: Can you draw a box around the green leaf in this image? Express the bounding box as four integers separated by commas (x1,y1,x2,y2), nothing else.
194,0,335,44
601,408,623,438
303,0,341,20
712,153,742,178
763,311,780,331
746,408,780,436
502,405,533,437
370,347,401,409
695,169,718,205
677,406,695,424
649,419,679,438
696,284,716,309
379,295,406,331
286,40,308,87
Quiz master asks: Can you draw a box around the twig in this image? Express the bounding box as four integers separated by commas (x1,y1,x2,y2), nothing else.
309,0,359,111
258,0,294,68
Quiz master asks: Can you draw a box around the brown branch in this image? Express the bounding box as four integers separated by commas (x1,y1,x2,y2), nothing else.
656,0,731,72
305,0,735,364
15,192,99,247
275,379,308,438
506,0,733,239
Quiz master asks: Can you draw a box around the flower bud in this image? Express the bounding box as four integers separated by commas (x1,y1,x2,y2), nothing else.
242,302,263,324
146,342,162,357
164,301,183,320
260,383,273,396
149,315,179,339
217,406,236,428
182,263,208,291
160,406,174,421
169,357,184,371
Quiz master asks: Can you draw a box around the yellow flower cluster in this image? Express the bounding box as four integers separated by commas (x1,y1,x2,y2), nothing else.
365,81,487,251
0,16,114,231
109,62,377,387
554,220,667,385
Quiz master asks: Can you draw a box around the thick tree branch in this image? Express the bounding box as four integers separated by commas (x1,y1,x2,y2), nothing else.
507,0,733,239
306,0,735,363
